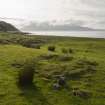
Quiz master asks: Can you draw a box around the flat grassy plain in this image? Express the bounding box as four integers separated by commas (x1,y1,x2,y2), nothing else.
0,32,105,105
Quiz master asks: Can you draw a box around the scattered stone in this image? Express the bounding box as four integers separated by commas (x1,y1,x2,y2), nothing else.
58,76,66,86
53,83,60,90
78,90,91,99
72,88,91,99
72,87,79,96
53,76,68,90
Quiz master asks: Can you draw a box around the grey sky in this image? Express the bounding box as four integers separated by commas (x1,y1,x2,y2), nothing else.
0,0,105,29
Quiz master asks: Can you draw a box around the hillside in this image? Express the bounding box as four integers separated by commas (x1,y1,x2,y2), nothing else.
0,33,105,105
0,21,19,32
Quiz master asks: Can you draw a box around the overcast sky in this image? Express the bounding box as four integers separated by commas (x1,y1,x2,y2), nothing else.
0,0,105,29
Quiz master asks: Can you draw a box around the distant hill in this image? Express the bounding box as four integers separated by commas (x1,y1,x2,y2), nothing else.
0,21,19,32
22,22,105,31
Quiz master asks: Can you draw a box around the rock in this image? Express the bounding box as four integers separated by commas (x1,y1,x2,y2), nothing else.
53,83,60,90
58,76,66,86
78,90,91,99
72,87,79,96
72,88,91,99
53,76,68,90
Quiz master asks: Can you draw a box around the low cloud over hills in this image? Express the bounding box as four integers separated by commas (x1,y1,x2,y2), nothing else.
22,21,105,31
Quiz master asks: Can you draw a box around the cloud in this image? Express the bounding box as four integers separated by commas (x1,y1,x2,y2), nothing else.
0,0,105,29
22,20,105,31
81,0,105,8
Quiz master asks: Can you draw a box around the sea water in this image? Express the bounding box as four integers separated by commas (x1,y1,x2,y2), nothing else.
26,31,105,38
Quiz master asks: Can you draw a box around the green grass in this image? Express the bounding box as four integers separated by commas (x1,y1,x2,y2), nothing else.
0,32,105,105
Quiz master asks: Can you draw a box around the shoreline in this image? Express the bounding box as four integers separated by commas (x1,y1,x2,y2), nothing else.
23,32,105,39
23,31,105,39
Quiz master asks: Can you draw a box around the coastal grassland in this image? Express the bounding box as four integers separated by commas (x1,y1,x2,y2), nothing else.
0,32,105,105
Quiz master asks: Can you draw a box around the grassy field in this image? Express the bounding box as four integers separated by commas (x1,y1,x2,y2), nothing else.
0,32,105,105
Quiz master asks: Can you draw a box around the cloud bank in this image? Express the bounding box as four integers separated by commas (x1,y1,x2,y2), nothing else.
0,0,105,29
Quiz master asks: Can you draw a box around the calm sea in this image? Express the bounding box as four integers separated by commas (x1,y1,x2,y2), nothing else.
27,31,105,38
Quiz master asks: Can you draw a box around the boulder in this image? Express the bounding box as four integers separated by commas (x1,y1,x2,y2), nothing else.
72,88,91,99
53,83,60,90
58,76,66,86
